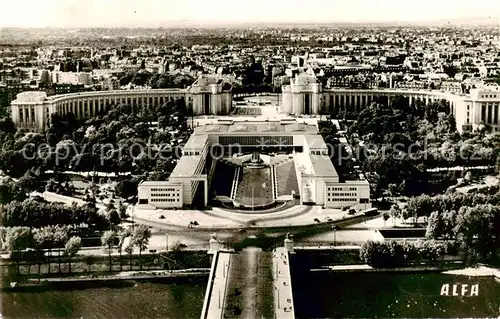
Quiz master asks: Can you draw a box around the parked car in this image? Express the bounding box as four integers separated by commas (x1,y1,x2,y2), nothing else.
364,208,379,216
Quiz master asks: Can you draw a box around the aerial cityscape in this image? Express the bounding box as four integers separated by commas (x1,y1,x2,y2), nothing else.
1,0,500,318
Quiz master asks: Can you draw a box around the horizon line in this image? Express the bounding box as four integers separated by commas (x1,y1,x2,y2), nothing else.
1,16,500,29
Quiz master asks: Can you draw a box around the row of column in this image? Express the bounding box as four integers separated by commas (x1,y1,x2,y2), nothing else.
327,93,376,112
324,92,443,113
18,105,36,125
480,103,500,125
55,94,185,119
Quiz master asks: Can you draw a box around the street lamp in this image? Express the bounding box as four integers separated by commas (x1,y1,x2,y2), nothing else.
165,233,169,252
131,205,135,230
332,225,340,247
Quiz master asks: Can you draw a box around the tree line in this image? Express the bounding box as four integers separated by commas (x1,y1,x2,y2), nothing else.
0,199,108,231
359,239,457,267
0,97,190,178
0,224,152,275
403,186,500,262
340,98,499,197
0,97,193,203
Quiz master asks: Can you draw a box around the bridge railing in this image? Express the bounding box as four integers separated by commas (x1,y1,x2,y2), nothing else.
200,251,219,319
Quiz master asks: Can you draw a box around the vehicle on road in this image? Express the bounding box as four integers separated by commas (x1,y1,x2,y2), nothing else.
364,208,379,216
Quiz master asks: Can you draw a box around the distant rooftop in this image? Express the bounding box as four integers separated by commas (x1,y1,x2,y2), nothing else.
14,91,47,103
192,74,224,87
292,73,319,86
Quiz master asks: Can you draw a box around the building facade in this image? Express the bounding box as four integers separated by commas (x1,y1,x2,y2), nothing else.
11,72,500,134
137,119,370,209
282,74,500,133
10,75,232,131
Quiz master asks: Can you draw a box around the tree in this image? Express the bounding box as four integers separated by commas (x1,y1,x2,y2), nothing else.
107,209,121,228
117,201,128,220
425,211,443,239
388,183,399,199
83,181,99,202
0,176,28,204
405,195,433,223
32,228,48,274
5,227,32,274
453,205,499,261
383,212,390,226
124,237,135,270
101,230,117,272
359,240,392,266
83,255,96,272
132,225,151,270
495,154,500,176
117,230,129,271
0,227,7,251
53,226,69,273
115,179,138,199
389,204,402,226
360,239,448,267
64,236,82,273
32,226,68,274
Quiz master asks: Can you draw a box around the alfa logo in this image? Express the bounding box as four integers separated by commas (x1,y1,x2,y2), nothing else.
440,284,479,297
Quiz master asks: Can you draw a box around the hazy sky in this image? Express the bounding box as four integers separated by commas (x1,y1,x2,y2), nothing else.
1,0,499,28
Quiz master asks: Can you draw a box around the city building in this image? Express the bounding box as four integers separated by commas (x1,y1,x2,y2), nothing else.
137,119,370,209
282,74,500,133
10,75,233,131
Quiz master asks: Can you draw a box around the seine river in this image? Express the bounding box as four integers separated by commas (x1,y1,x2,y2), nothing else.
1,278,206,319
2,271,499,318
291,271,500,318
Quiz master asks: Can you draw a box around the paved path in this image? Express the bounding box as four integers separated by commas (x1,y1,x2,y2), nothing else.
294,245,361,250
37,189,374,232
202,247,298,319
221,248,274,319
132,204,358,229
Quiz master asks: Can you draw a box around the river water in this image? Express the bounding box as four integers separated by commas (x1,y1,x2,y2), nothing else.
291,271,500,318
2,266,499,318
1,278,206,319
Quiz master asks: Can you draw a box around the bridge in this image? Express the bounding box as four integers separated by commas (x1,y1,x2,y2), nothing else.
200,244,295,319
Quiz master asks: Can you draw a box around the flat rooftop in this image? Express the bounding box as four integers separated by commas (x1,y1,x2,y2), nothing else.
309,155,339,178
170,155,203,177
183,134,208,150
304,135,328,149
139,180,182,186
193,120,318,135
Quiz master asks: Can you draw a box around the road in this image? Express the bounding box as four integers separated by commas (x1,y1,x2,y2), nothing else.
36,190,397,254
222,247,274,319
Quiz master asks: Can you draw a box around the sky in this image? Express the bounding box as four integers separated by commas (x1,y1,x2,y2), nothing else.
1,0,499,28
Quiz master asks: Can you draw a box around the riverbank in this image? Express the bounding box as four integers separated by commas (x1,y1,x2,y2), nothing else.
442,264,500,278
6,268,210,289
1,250,212,279
311,262,465,273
